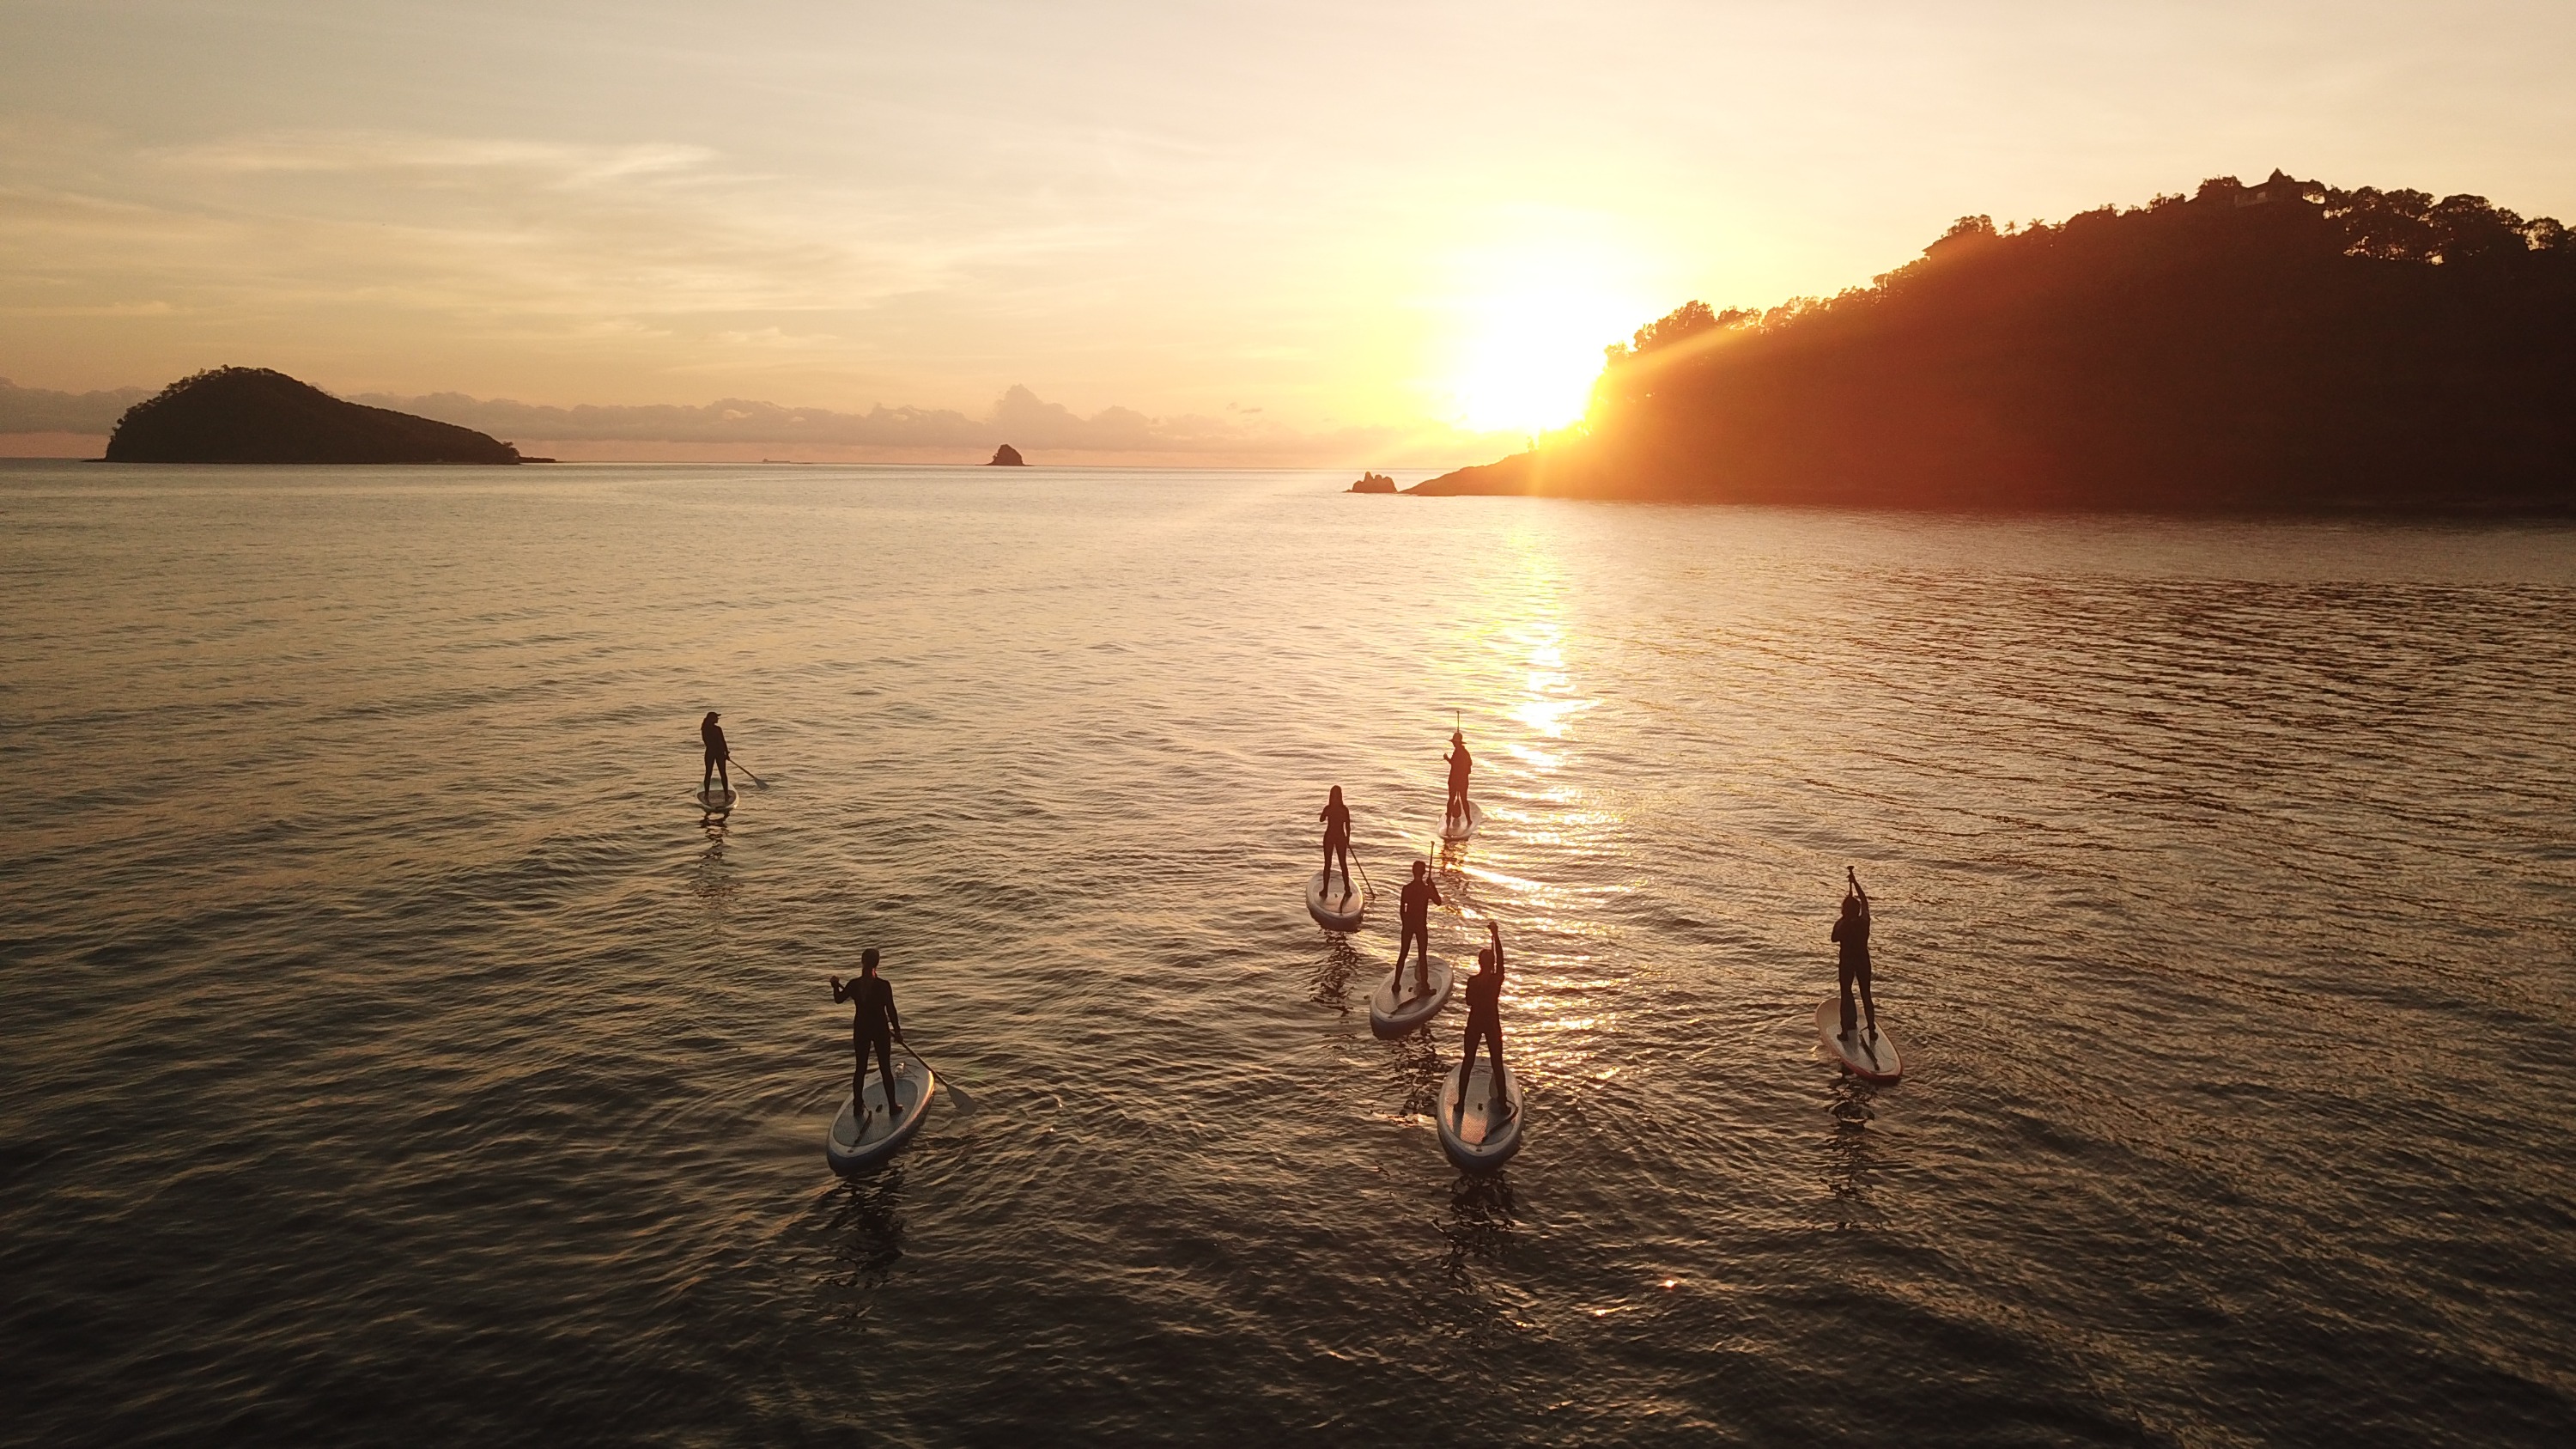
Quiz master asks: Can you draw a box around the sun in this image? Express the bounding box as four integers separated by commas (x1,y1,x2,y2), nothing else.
1441,246,1651,435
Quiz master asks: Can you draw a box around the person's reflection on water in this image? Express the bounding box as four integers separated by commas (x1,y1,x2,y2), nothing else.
1820,1075,1885,1230
1440,1172,1517,1280
823,1164,908,1294
1312,935,1363,1011
1385,1031,1446,1117
692,833,733,906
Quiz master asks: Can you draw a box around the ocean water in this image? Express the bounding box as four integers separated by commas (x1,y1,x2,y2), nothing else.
3,461,2573,1447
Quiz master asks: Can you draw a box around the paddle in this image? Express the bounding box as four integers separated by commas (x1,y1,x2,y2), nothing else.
901,1039,978,1116
1349,843,1375,904
730,759,769,788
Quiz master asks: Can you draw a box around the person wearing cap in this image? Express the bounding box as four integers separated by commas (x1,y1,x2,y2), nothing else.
701,710,732,794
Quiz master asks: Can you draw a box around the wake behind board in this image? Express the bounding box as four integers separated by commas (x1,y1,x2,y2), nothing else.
696,784,738,814
1306,867,1366,931
1438,800,1485,843
1814,999,1904,1083
1368,952,1453,1038
1435,1057,1523,1171
825,1053,935,1173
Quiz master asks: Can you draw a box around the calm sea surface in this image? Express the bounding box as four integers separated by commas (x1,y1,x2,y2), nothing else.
3,461,2573,1447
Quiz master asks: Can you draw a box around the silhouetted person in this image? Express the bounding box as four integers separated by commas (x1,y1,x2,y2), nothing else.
1833,868,1878,1040
831,948,902,1124
1394,859,1444,999
1319,785,1355,901
701,710,731,794
1458,920,1510,1123
1444,731,1473,829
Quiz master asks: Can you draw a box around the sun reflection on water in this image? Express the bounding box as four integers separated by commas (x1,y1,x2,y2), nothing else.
1427,521,1624,1084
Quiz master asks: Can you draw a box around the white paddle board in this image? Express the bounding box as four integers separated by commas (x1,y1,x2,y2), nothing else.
1368,950,1453,1038
1435,1056,1523,1171
825,1052,935,1173
1306,867,1366,930
696,784,737,813
1438,800,1485,843
1815,999,1904,1083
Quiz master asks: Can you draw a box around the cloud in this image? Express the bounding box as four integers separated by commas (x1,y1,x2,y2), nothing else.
0,376,150,432
2,125,1082,335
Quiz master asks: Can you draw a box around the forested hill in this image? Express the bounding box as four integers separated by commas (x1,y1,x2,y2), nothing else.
1415,173,2576,512
104,367,523,464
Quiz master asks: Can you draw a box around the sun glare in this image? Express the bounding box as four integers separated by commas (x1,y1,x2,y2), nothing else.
1442,242,1651,435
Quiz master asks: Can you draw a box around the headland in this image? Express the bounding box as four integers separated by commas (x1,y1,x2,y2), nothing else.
1414,174,2576,514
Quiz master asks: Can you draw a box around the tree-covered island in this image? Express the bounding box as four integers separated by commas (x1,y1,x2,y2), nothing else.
105,367,526,464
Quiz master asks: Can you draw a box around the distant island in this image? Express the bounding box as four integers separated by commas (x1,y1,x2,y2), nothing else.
1349,471,1396,493
1414,173,2576,513
987,443,1025,466
105,367,525,464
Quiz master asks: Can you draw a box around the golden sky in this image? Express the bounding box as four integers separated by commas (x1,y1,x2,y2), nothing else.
4,0,2573,450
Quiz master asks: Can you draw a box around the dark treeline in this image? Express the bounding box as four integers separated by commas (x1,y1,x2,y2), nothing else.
1417,172,2576,511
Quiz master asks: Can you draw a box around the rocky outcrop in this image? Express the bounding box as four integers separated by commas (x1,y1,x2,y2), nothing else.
1348,472,1396,493
987,443,1025,466
104,367,522,464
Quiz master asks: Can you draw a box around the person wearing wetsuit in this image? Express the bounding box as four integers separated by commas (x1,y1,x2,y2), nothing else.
1443,732,1472,830
1318,786,1355,901
701,710,731,794
1394,859,1444,999
1832,868,1878,1039
831,947,902,1123
1458,919,1510,1122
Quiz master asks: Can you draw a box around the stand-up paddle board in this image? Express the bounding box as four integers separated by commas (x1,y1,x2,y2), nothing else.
1307,867,1366,931
825,1053,935,1173
696,784,737,814
1435,1057,1522,1170
1368,952,1453,1038
1814,999,1903,1083
1438,800,1485,843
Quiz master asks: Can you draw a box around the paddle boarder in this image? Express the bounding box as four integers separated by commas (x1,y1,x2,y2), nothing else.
1443,730,1473,831
831,948,902,1123
1458,920,1511,1123
701,710,732,795
1394,859,1444,999
1833,868,1879,1041
1319,786,1356,902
